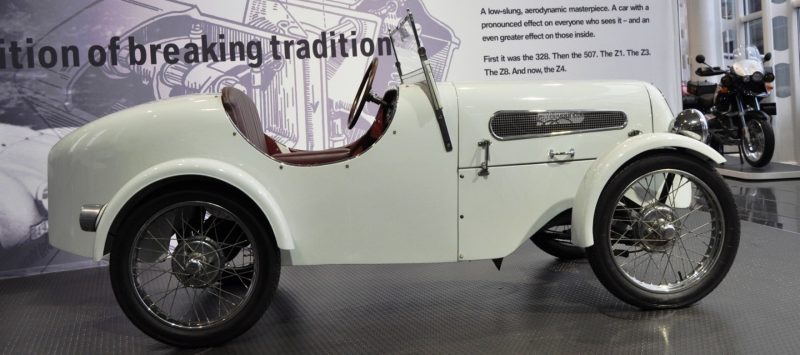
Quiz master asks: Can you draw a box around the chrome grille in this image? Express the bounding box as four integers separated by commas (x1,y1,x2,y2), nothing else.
489,110,627,140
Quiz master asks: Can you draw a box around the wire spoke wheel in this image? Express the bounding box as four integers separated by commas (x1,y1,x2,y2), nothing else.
110,189,280,347
130,202,256,329
586,154,739,309
609,170,722,293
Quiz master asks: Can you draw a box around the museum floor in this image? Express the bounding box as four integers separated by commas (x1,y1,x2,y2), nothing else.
1,178,799,354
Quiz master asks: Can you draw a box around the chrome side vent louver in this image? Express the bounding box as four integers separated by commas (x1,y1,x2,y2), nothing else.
489,110,628,140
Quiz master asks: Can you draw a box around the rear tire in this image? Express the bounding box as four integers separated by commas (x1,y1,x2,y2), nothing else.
531,212,585,260
586,154,739,309
109,189,280,347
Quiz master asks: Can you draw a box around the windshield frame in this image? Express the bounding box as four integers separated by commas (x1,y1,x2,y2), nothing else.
388,10,453,152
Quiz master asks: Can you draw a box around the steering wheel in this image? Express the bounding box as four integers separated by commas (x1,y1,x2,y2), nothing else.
348,57,383,130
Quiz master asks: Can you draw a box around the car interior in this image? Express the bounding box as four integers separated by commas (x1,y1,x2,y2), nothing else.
221,86,398,166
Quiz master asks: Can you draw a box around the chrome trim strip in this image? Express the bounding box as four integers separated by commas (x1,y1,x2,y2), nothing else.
488,110,628,141
459,157,597,170
79,204,105,232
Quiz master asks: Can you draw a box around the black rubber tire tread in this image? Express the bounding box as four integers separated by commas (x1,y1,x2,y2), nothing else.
741,117,774,168
586,153,739,309
531,212,585,260
109,189,280,347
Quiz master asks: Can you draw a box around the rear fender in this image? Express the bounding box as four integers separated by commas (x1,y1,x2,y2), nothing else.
571,133,725,247
93,158,294,260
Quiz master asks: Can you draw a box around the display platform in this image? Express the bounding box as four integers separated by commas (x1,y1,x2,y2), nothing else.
717,155,800,180
0,220,798,354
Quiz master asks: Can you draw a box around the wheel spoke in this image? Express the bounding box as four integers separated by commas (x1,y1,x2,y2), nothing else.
658,173,675,203
605,168,725,293
145,231,172,254
127,201,260,330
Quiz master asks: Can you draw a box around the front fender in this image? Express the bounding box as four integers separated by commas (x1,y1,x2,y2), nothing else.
571,133,725,247
93,158,294,260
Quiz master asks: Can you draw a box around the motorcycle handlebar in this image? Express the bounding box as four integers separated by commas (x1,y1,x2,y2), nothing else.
695,67,726,77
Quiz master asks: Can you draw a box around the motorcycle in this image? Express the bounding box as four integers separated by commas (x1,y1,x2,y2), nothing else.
689,46,776,168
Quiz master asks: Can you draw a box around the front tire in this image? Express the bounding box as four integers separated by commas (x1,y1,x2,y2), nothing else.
741,117,774,168
586,154,739,309
109,189,280,347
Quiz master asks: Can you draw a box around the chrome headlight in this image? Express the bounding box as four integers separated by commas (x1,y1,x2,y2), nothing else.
669,109,709,143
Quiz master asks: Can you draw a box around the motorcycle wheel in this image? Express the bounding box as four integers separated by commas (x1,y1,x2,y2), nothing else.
531,212,585,259
741,118,774,168
109,189,280,347
586,153,739,309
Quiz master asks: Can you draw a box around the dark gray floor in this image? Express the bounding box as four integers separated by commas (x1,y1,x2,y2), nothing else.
2,180,800,354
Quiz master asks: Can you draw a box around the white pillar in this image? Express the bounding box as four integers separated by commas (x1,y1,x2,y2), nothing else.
686,0,724,82
764,0,799,164
788,1,800,164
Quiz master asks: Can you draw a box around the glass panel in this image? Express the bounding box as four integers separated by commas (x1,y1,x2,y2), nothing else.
721,0,735,19
746,18,764,53
722,29,737,56
743,0,762,14
773,16,788,51
389,18,424,82
775,63,790,98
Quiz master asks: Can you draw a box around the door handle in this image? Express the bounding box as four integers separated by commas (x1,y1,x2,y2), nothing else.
549,148,575,159
478,140,491,176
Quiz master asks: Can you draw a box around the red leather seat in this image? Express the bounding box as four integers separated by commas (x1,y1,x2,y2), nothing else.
222,86,353,165
272,148,351,165
222,86,394,165
222,87,282,155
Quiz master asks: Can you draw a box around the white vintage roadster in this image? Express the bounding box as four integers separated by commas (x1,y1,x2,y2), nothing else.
48,12,739,347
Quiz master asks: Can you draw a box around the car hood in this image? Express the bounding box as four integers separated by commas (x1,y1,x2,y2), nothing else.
451,80,658,167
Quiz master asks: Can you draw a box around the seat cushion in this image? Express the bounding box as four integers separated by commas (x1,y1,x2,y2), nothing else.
221,87,266,153
272,148,351,165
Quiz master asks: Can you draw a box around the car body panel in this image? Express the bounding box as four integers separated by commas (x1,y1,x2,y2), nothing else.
457,160,594,260
457,81,653,168
48,94,235,259
644,82,676,132
49,82,462,265
90,158,297,258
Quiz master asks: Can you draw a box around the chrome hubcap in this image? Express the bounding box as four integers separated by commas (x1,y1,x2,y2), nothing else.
744,121,765,160
636,205,680,252
172,237,223,288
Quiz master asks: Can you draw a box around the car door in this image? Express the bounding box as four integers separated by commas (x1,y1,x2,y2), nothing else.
454,81,653,260
265,83,461,265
